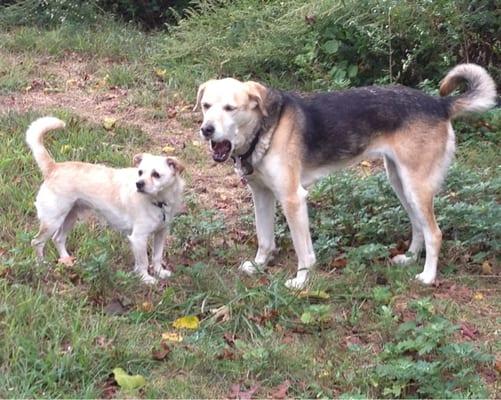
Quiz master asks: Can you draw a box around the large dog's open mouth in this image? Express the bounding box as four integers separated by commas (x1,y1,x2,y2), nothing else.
210,140,232,162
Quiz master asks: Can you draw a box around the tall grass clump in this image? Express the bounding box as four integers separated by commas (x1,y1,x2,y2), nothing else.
158,0,499,96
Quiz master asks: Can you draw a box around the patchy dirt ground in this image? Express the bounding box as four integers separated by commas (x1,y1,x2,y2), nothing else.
0,52,252,224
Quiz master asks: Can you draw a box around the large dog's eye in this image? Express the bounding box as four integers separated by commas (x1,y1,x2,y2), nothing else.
151,171,160,179
223,104,236,112
138,170,143,176
202,102,211,110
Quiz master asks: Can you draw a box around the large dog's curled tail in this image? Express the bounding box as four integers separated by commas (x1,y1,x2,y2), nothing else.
440,63,497,118
26,116,66,177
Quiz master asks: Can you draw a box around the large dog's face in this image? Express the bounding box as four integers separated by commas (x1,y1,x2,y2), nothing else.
194,78,268,162
133,153,184,195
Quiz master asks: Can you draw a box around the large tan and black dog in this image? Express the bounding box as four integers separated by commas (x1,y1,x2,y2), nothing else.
194,64,496,289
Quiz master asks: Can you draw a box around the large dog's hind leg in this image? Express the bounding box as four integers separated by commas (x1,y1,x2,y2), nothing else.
240,183,277,274
281,185,315,289
384,156,424,264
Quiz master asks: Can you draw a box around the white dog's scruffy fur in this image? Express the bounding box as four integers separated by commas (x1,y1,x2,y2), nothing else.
26,116,185,284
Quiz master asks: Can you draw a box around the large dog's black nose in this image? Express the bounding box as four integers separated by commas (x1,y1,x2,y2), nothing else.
136,180,145,191
201,124,215,139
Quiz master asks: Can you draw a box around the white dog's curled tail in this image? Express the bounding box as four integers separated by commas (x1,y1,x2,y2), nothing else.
26,116,66,177
440,63,497,118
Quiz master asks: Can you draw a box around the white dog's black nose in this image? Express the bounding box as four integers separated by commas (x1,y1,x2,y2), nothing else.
201,124,215,139
136,181,145,191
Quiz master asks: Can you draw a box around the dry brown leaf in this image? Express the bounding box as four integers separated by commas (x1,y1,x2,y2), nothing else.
270,379,291,399
152,342,170,361
481,260,493,275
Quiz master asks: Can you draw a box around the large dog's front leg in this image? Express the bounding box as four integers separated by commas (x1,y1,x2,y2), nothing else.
239,183,277,274
151,228,171,279
128,230,157,284
281,186,316,289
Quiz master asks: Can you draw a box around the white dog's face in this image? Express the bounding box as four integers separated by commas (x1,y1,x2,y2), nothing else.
195,78,267,162
134,153,183,195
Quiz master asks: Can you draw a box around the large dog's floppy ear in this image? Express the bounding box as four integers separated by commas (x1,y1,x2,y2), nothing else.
193,81,208,111
244,81,269,117
166,156,185,174
132,153,143,167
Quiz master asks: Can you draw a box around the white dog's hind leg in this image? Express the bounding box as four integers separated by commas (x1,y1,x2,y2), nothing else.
52,206,79,264
239,184,277,274
151,228,171,279
281,186,315,290
128,230,157,284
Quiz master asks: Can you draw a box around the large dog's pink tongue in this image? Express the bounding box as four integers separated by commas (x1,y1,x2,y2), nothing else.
211,140,232,162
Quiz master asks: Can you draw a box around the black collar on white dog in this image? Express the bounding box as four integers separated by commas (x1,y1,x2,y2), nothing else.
152,201,167,222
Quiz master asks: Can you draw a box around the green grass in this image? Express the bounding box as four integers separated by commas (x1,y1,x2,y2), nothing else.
0,107,499,398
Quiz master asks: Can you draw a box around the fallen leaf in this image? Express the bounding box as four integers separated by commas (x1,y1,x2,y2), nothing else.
155,68,167,79
139,301,154,313
481,260,493,275
112,367,146,390
494,359,501,373
191,140,202,147
58,255,75,266
228,384,260,400
473,292,484,301
172,315,200,330
167,106,177,119
94,336,113,348
60,144,73,155
103,117,116,130
162,145,176,154
210,305,231,323
216,348,236,360
331,256,347,269
104,299,127,316
270,379,291,399
161,332,183,342
223,332,236,347
460,322,479,340
152,342,170,361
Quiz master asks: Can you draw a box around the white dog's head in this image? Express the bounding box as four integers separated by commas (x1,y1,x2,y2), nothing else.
133,153,184,195
194,78,269,162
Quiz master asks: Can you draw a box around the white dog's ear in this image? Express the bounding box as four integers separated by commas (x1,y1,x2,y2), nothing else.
166,156,185,174
193,81,209,111
132,153,143,167
245,81,269,117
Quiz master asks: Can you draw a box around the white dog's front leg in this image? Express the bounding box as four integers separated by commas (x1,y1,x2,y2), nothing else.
281,186,316,290
151,228,171,279
239,183,277,275
128,230,157,284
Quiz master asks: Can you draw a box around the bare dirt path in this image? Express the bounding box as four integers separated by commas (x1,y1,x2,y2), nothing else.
0,52,252,224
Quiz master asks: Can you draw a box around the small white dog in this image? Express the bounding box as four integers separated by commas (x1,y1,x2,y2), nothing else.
26,116,185,284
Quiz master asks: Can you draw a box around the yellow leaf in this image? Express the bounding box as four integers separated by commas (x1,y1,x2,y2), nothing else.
139,301,154,313
161,332,183,342
481,261,493,275
155,68,167,79
191,140,202,147
473,292,484,301
162,145,176,154
112,367,146,390
60,144,72,154
103,117,116,130
172,315,199,330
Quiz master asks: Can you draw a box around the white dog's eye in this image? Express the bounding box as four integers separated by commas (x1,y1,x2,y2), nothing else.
138,170,143,176
202,102,211,110
223,104,236,112
151,171,160,179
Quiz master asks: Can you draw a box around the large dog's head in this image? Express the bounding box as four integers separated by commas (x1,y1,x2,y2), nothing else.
194,78,269,162
133,153,184,195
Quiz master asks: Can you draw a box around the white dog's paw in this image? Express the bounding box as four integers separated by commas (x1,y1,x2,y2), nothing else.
415,272,436,285
239,260,261,275
285,276,308,290
139,272,158,285
156,268,172,279
391,254,415,266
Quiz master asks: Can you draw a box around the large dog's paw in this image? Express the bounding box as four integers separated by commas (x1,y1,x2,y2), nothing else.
391,254,415,266
152,263,172,279
415,272,435,286
285,276,308,290
239,260,262,275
